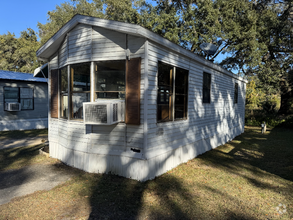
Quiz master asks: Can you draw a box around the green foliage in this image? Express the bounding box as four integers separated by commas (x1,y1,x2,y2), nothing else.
2,0,292,114
246,78,263,109
0,28,40,73
103,0,142,24
245,108,293,128
38,0,104,45
0,32,18,71
153,0,293,114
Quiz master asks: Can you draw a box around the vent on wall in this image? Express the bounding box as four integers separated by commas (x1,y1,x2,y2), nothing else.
83,100,125,125
5,102,21,111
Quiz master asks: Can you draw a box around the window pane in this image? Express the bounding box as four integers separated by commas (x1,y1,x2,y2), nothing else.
175,68,188,94
96,92,125,99
157,105,170,122
175,68,188,120
20,88,33,98
158,62,173,93
175,95,187,119
4,87,19,102
60,66,68,118
157,93,170,104
203,72,211,103
234,83,238,104
61,95,68,119
21,99,33,110
60,67,68,93
95,60,125,93
72,93,90,119
71,63,91,92
203,88,210,103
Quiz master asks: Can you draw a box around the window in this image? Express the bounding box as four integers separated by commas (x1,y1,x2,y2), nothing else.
60,66,68,119
58,60,127,121
95,60,125,100
157,61,188,122
203,72,211,103
234,83,238,104
71,63,91,119
4,87,34,110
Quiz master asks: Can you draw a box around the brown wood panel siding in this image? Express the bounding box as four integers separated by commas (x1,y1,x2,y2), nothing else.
51,69,59,118
125,57,141,125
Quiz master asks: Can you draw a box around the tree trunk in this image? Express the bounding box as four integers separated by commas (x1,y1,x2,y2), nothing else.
278,88,293,115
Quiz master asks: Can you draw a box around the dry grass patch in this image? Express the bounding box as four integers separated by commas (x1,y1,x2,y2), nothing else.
0,144,57,171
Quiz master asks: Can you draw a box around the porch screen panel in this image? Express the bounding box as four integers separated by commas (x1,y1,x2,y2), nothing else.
125,57,141,125
51,69,59,118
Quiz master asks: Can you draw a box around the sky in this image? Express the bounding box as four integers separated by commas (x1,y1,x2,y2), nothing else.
0,0,67,37
0,0,227,65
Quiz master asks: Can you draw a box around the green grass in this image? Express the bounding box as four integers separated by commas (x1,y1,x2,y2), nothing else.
0,126,292,219
0,128,48,141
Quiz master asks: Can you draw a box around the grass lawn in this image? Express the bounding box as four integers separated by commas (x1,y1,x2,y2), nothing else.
0,128,48,141
0,126,292,219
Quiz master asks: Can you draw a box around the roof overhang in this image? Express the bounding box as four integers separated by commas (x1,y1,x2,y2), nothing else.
34,63,48,78
36,14,247,83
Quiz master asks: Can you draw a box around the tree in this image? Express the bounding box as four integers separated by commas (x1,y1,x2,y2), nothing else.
36,0,293,113
0,32,18,72
151,0,293,114
38,0,104,45
0,28,40,73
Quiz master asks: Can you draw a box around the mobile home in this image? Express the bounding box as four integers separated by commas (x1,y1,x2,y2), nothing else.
0,70,48,131
35,15,246,181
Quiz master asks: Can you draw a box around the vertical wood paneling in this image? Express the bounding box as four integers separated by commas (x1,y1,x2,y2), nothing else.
125,57,141,125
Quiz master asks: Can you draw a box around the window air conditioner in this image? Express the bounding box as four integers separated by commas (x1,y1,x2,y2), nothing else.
83,100,125,125
5,102,21,111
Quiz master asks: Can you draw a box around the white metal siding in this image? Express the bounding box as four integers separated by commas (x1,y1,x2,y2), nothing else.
48,25,146,172
47,24,246,181
145,41,245,159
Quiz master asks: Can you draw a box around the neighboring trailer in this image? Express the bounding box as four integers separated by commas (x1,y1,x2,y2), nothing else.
0,70,48,131
36,15,246,181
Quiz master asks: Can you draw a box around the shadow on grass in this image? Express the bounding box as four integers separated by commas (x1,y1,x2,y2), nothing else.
84,126,293,219
86,174,197,219
0,144,45,171
0,129,48,140
1,127,292,219
206,126,293,182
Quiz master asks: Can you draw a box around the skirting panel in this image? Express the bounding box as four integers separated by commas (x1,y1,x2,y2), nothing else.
49,125,244,181
0,118,48,131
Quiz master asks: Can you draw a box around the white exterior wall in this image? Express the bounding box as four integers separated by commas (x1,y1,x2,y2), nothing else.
48,24,246,181
48,24,147,179
142,41,245,179
0,81,48,131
